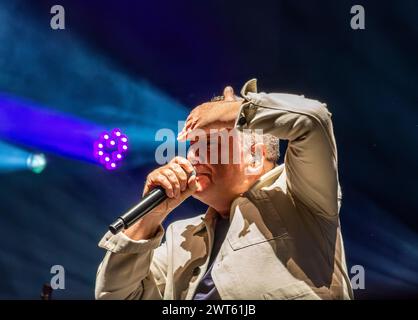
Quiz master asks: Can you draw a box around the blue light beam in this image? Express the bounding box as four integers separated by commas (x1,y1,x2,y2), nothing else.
0,140,33,173
0,94,105,163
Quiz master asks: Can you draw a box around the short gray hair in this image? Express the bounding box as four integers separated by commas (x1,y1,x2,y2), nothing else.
241,131,280,164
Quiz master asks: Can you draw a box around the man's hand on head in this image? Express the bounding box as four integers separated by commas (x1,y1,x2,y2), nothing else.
177,86,243,141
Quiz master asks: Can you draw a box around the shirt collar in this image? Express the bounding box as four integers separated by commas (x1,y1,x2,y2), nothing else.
192,164,284,234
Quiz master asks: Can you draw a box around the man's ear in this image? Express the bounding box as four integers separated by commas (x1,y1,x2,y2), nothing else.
253,142,266,166
245,142,266,176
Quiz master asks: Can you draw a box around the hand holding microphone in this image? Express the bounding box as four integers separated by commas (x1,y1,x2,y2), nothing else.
109,157,198,239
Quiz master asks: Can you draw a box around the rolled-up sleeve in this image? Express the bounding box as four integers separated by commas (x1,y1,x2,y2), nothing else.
235,79,341,219
95,226,168,300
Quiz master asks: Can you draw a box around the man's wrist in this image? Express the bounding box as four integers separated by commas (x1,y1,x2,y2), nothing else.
222,100,243,127
123,215,163,241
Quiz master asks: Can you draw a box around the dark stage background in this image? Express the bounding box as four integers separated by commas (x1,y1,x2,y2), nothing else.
0,0,417,299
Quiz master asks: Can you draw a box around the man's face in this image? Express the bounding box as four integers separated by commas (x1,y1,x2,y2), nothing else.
187,130,255,210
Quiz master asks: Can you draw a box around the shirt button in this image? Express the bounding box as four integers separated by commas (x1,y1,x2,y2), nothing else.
192,267,201,276
238,116,246,126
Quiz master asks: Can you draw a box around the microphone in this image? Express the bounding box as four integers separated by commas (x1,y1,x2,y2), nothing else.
109,169,196,235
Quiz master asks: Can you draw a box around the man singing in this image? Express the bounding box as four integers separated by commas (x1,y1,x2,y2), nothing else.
95,79,353,300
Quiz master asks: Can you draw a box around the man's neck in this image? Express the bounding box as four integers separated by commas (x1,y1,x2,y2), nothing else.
208,161,276,219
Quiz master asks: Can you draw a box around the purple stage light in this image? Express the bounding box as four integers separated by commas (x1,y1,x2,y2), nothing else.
106,139,116,148
111,128,122,138
94,129,129,170
98,152,110,165
94,150,104,159
117,143,129,154
99,132,110,141
111,151,123,161
93,141,104,151
105,162,118,170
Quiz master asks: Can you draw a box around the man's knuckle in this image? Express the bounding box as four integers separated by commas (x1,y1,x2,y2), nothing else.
163,168,173,176
157,174,167,182
175,167,186,176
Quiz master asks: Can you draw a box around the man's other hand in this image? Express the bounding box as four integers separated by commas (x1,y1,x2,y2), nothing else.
177,86,242,141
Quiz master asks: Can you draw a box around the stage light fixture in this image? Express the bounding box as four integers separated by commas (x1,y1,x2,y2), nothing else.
94,128,128,170
26,153,47,174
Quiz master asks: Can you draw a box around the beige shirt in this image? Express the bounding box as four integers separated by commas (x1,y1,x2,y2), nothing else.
95,79,353,300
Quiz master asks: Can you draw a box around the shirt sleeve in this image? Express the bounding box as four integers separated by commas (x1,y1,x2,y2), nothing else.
95,225,168,299
235,79,341,219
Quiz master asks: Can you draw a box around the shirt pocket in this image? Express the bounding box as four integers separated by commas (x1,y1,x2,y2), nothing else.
262,280,321,300
227,229,290,251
